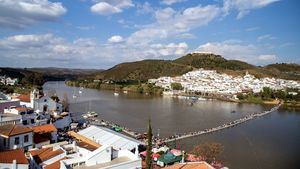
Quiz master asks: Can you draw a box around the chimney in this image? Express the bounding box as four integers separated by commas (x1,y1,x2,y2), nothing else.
12,160,17,169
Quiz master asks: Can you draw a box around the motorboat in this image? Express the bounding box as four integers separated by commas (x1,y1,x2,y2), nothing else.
114,92,119,96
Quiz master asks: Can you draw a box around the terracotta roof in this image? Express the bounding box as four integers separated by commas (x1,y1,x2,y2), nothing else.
33,124,57,133
77,141,99,151
0,124,33,137
0,149,28,164
44,157,67,169
17,94,31,103
30,147,64,164
15,107,30,111
164,162,215,169
68,131,101,149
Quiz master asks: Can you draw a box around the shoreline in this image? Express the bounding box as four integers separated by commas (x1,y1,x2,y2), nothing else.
65,81,299,108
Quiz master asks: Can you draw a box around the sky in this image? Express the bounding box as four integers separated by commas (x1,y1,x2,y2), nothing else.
0,0,299,69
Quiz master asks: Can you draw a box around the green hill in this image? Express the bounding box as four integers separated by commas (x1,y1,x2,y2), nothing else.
95,60,193,81
94,53,300,81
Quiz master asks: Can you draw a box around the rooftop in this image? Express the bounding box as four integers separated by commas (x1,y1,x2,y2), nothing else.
0,124,32,137
77,125,143,150
30,147,64,164
0,149,28,164
33,124,57,133
74,156,131,169
44,157,67,169
164,162,215,169
17,94,31,103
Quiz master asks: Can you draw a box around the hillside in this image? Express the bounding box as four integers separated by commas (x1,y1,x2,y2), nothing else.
94,53,300,81
95,60,193,81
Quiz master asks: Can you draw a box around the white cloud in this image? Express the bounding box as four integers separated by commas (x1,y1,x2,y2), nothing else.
196,40,277,64
90,0,134,15
257,34,277,41
0,0,66,28
161,0,187,5
107,35,124,43
245,26,259,32
136,2,154,15
258,54,277,61
0,34,188,68
76,25,96,30
127,5,221,44
223,0,279,19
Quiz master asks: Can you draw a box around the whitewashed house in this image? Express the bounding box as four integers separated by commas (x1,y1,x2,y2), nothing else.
0,124,33,151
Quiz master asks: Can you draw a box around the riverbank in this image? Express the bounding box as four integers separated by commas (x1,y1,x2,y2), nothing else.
66,80,163,95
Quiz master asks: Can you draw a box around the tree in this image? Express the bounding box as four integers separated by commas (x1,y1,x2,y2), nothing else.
145,119,153,169
191,142,223,163
261,87,272,100
171,83,183,90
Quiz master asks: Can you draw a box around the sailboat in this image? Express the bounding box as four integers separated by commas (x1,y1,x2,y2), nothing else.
114,84,119,96
72,84,77,99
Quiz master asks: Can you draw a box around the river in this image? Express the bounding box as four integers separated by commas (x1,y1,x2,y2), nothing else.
43,81,300,169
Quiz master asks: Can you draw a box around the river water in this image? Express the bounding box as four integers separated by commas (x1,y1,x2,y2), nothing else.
43,81,300,169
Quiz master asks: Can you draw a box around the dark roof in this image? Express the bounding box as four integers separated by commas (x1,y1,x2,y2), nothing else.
0,149,28,164
0,124,33,137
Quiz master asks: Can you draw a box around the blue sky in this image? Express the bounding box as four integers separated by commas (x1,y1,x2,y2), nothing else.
0,0,299,68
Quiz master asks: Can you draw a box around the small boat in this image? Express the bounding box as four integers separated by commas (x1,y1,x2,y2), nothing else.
231,110,236,113
82,114,88,119
112,126,122,132
114,92,119,96
79,90,82,94
72,95,77,99
87,111,98,118
123,90,128,94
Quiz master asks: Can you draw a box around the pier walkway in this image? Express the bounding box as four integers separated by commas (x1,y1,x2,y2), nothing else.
163,103,282,143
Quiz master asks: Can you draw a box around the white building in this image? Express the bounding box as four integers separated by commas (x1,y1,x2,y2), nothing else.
0,124,33,151
77,125,144,151
0,113,22,126
0,149,29,169
34,95,63,113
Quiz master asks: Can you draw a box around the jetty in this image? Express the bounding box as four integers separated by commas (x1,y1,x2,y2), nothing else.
163,103,282,143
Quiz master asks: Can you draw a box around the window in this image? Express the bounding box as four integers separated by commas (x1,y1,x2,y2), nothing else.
20,111,25,115
24,135,29,143
22,120,28,125
31,119,35,124
44,99,47,102
3,139,6,146
14,137,19,145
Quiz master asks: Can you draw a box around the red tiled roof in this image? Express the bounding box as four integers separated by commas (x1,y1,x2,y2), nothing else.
17,94,31,103
33,124,57,133
0,149,28,164
30,147,64,164
163,162,215,169
15,107,30,111
0,124,33,137
44,157,67,169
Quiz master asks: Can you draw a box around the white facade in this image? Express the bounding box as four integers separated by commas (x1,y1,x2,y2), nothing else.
0,132,33,151
0,114,22,126
0,162,28,169
33,96,63,113
60,144,141,169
